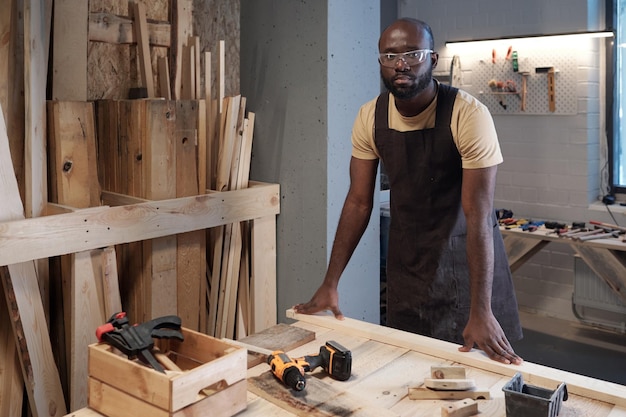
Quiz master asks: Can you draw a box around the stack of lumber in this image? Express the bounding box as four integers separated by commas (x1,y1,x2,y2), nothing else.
1,1,265,416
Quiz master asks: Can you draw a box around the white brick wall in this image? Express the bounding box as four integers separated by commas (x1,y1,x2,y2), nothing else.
398,0,609,321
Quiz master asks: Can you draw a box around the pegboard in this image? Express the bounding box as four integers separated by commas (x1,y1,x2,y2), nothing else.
456,48,578,115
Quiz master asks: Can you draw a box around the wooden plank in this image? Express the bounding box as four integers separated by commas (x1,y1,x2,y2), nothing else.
1,100,66,417
101,246,122,317
441,399,478,417
88,11,171,47
237,323,315,368
287,309,626,409
47,100,102,411
46,101,101,207
0,182,280,266
0,286,23,417
1,0,25,203
51,0,88,100
203,51,213,190
169,0,193,100
180,41,194,99
70,249,107,411
1,265,67,417
250,215,278,333
175,100,205,331
193,36,201,100
248,370,399,417
408,386,491,400
131,1,154,97
145,100,178,318
217,40,225,113
24,0,52,218
211,96,242,337
215,95,241,191
0,0,13,112
157,56,171,99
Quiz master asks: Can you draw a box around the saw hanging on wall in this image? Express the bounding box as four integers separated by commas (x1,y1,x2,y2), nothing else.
450,55,462,87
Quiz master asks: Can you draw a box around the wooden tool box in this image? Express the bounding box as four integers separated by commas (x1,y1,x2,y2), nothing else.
87,328,247,417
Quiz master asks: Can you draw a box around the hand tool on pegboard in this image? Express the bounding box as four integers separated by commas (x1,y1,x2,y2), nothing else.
536,66,557,112
450,55,462,87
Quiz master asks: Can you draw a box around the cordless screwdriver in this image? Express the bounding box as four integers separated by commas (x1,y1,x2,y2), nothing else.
267,351,307,391
266,340,352,391
294,340,352,381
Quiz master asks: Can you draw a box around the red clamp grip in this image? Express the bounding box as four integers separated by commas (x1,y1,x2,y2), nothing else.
96,323,114,342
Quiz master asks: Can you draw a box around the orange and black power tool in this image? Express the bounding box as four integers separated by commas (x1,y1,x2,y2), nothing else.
295,340,352,382
267,340,352,391
267,351,307,391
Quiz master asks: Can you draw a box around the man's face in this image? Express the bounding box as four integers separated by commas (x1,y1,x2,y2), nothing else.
378,23,437,100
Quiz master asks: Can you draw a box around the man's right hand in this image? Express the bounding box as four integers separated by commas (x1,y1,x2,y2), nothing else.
293,282,344,320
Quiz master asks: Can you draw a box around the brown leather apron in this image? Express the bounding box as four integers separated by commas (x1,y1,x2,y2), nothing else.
374,84,522,344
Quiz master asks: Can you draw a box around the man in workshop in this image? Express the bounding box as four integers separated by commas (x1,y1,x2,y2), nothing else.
294,18,523,365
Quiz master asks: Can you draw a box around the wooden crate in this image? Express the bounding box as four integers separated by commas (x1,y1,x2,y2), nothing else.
87,327,247,417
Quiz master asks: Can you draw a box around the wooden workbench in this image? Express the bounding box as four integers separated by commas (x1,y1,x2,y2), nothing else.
66,309,626,417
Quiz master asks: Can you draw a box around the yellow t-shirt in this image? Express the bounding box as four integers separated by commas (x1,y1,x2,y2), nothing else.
351,88,503,169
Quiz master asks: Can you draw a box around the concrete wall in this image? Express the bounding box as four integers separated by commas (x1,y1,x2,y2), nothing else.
398,0,611,321
240,1,381,324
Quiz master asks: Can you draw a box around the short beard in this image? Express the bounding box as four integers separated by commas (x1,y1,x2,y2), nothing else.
382,67,433,100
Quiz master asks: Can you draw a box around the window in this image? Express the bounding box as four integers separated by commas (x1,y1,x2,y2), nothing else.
612,0,626,192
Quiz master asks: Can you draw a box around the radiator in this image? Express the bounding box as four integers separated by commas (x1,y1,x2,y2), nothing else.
573,256,626,332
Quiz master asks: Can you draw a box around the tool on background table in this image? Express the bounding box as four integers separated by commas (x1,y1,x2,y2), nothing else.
228,338,352,391
96,312,184,373
519,220,545,232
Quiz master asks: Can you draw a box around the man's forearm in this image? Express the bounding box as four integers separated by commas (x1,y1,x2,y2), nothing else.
324,197,373,286
465,218,494,314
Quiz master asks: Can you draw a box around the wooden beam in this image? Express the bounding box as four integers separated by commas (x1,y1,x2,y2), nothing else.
169,0,193,100
250,215,278,333
0,286,23,417
1,103,66,416
69,249,106,410
502,233,549,272
144,100,178,318
101,247,122,317
131,1,154,97
0,1,24,413
157,56,171,99
46,101,101,207
175,100,205,331
0,183,279,266
24,0,52,218
1,0,25,204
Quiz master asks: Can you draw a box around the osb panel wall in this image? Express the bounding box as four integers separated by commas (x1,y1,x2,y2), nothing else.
193,0,240,98
87,0,240,100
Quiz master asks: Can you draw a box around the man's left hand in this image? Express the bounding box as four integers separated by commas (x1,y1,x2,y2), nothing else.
458,312,523,365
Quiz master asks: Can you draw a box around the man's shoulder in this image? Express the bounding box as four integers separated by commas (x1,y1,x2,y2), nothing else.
360,94,383,111
453,88,489,112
